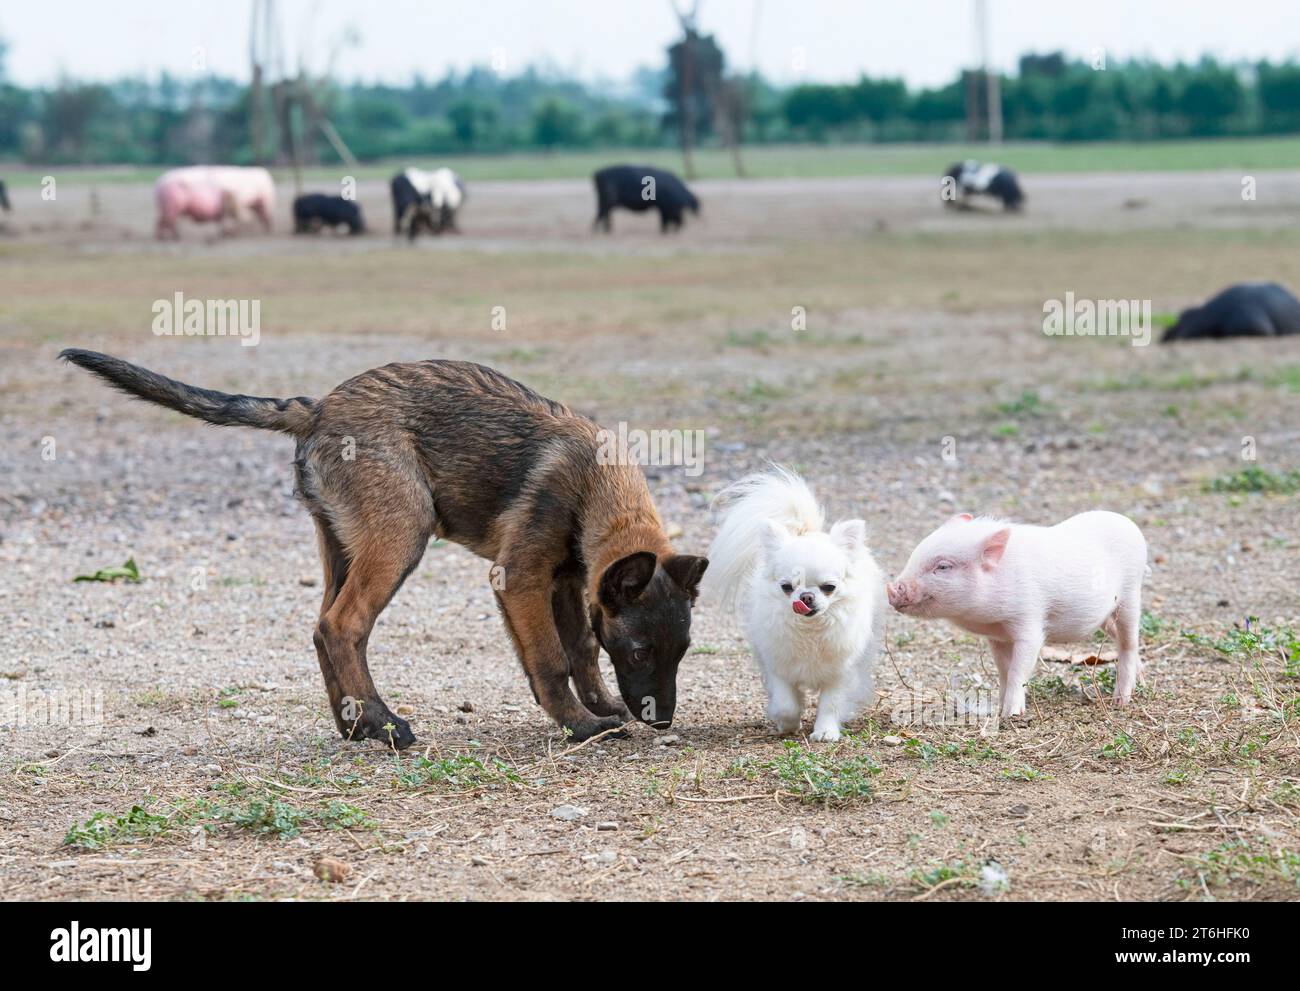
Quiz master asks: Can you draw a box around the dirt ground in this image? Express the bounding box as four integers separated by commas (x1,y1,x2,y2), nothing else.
1,168,1298,901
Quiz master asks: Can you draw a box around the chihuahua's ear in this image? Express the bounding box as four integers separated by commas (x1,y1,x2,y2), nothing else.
981,527,1011,568
662,554,708,602
760,519,789,556
598,551,657,611
830,519,867,554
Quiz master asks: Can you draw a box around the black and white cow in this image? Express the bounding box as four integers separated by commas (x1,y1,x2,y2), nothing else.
593,165,700,233
943,160,1025,211
293,194,365,234
0,180,10,212
390,167,465,240
1161,282,1300,342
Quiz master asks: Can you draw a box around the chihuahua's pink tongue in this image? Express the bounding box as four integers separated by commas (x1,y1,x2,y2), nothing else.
792,600,811,615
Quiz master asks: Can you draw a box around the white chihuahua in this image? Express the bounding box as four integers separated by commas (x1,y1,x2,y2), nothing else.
704,467,884,741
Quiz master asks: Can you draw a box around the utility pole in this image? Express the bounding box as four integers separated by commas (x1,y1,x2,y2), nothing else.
974,0,1002,144
249,0,267,163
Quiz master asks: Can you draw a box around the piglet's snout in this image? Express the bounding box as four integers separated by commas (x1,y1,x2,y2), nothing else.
886,581,910,609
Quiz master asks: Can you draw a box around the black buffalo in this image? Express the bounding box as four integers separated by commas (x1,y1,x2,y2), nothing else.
0,180,10,212
593,165,700,233
944,160,1025,211
293,194,364,234
1161,282,1300,342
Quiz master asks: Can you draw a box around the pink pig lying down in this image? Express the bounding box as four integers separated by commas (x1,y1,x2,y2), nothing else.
155,166,276,239
887,511,1149,718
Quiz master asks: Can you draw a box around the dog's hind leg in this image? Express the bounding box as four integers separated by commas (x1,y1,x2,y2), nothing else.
311,517,351,735
317,529,428,749
551,572,631,722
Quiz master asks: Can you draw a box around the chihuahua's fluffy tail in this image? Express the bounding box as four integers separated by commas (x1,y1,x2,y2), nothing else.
703,466,823,615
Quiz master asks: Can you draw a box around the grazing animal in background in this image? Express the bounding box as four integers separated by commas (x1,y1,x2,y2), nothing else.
943,160,1025,211
593,164,700,233
391,167,465,239
0,180,10,212
703,468,884,742
58,349,708,747
293,194,365,235
155,166,276,239
410,167,465,233
1161,282,1300,342
888,511,1149,717
389,171,429,239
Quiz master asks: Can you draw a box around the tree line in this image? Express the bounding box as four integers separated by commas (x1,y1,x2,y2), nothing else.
782,53,1300,142
1,35,1297,166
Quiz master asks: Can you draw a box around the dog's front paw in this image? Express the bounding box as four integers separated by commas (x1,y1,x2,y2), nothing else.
341,700,417,750
810,725,842,743
587,697,633,721
563,713,629,742
768,704,802,736
769,714,801,735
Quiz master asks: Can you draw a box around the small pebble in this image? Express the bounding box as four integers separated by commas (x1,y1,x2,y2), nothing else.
978,862,1010,896
313,856,350,883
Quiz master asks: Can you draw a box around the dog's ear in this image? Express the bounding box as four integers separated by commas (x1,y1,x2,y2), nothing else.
662,554,708,602
830,519,867,554
760,519,788,556
598,551,658,611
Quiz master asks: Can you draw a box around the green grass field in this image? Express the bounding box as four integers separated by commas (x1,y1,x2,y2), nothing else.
5,136,1299,186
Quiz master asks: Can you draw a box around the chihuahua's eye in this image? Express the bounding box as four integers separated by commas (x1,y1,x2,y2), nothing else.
780,582,794,594
631,648,651,665
819,583,836,595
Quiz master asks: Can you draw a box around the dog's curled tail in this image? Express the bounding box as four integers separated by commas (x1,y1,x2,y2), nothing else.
702,465,824,615
59,349,318,438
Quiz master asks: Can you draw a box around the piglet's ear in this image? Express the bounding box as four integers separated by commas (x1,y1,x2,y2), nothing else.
981,528,1011,568
830,519,867,554
950,513,974,524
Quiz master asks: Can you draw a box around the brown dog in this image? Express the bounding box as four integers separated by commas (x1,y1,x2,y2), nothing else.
60,350,707,747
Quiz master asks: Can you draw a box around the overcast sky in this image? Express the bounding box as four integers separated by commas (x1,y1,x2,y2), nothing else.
4,1,1300,89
